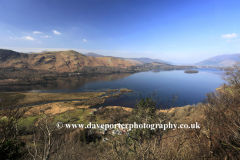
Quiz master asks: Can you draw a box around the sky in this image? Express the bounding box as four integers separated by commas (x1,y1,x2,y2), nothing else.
0,0,240,64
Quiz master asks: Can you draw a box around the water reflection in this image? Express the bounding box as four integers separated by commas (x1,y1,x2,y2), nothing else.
0,68,226,107
0,73,133,92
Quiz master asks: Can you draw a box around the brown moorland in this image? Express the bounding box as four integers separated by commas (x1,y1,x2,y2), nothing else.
0,49,135,73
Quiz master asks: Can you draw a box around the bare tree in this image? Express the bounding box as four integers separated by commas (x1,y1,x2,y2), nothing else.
222,58,240,89
27,112,62,160
203,59,240,159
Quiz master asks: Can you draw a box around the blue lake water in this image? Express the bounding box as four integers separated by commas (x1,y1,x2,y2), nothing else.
87,68,225,108
0,68,226,108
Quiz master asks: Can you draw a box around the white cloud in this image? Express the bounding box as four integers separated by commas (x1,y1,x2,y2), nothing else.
10,36,35,40
221,33,238,39
52,30,61,35
22,36,35,40
33,31,43,34
41,35,51,38
83,39,87,42
9,36,36,41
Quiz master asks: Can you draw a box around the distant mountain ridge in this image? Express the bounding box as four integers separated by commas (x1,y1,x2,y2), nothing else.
83,52,173,65
26,50,48,54
84,52,104,57
0,49,135,72
124,57,173,65
195,53,240,66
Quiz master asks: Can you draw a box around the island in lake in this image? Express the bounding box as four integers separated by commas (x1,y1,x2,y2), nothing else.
184,70,199,73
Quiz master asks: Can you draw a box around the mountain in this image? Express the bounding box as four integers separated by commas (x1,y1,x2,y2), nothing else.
41,50,48,53
0,49,135,72
0,49,23,61
195,53,240,66
84,52,104,57
123,59,143,65
111,57,172,65
124,57,172,64
83,52,172,65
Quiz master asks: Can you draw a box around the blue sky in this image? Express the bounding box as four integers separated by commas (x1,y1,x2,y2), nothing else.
0,0,240,64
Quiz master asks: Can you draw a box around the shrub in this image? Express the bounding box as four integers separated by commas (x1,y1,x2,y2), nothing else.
0,108,26,159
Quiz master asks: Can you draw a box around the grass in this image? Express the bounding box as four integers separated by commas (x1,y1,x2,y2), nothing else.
19,103,203,128
18,92,106,105
51,108,107,125
18,114,43,127
2,99,212,160
0,92,106,108
0,92,26,107
2,99,203,129
17,106,117,128
16,108,97,127
53,109,85,124
0,91,110,130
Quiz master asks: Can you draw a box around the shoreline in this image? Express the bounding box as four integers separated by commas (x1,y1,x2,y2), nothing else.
0,90,203,114
0,92,106,110
0,65,197,86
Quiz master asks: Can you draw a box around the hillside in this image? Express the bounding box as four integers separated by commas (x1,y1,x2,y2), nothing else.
0,49,135,72
83,53,173,65
125,57,172,64
123,59,143,65
195,53,240,66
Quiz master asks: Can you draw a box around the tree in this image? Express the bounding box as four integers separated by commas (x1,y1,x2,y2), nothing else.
102,93,185,160
0,108,26,160
223,58,240,89
203,59,240,159
26,111,63,160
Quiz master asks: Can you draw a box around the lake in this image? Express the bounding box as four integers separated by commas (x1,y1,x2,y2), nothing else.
0,68,225,108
